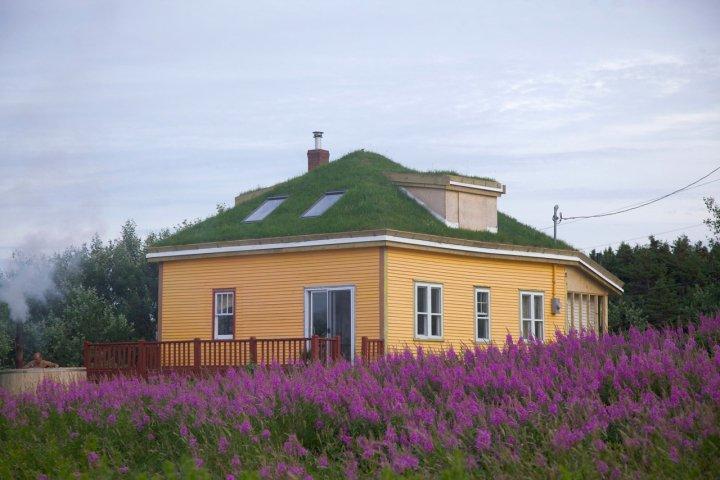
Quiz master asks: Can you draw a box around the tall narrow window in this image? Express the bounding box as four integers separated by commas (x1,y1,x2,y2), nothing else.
415,283,442,339
244,195,287,222
520,291,544,341
475,288,490,342
302,190,345,218
214,290,235,340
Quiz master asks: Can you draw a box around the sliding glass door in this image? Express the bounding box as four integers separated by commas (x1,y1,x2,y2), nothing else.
307,287,354,361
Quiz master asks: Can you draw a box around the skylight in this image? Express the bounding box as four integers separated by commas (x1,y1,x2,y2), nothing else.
244,196,287,222
302,190,345,218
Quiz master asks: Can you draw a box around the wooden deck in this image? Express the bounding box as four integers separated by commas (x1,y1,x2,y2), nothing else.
83,336,384,379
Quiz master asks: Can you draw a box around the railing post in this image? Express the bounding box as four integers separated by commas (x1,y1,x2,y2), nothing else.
332,335,341,362
311,335,320,362
249,336,257,364
83,340,89,369
138,340,147,377
193,338,201,373
361,336,368,362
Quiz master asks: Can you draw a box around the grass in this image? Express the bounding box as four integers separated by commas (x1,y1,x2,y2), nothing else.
155,151,570,249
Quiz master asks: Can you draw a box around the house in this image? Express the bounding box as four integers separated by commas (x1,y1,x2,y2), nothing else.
146,133,623,361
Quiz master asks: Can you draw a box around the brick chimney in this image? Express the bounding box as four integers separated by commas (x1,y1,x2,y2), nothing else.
307,131,329,171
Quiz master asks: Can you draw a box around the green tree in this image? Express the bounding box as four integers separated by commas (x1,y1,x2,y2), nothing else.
706,196,720,243
42,286,134,366
608,299,648,332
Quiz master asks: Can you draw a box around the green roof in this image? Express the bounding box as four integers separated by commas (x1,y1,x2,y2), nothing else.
155,150,571,249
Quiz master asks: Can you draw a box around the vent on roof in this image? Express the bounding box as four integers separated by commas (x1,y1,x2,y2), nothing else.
244,195,288,222
302,190,345,218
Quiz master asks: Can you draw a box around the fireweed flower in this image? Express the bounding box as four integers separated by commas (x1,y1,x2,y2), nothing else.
475,429,491,451
2,315,720,477
218,435,229,454
86,451,100,467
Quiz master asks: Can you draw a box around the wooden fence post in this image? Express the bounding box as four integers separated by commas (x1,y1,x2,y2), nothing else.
332,335,341,362
82,341,89,369
193,338,201,373
138,340,147,377
361,336,368,362
311,335,319,362
249,337,257,364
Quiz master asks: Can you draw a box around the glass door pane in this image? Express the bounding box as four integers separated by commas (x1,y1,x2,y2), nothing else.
310,291,328,337
330,289,352,360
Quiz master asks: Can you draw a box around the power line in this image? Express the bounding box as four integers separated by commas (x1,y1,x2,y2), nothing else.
541,173,720,231
579,222,706,252
560,165,720,221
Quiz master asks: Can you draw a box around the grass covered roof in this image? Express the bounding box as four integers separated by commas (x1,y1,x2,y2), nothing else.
155,150,571,249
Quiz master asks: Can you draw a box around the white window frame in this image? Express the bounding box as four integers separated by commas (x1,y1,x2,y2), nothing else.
414,282,443,340
213,290,235,340
519,291,544,341
475,287,491,342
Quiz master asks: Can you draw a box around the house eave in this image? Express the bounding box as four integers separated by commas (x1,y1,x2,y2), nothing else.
147,229,623,294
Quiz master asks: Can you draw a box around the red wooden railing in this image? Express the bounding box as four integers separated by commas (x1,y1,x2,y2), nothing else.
361,336,384,364
83,335,343,380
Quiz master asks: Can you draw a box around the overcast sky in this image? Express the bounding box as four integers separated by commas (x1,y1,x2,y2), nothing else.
1,1,719,260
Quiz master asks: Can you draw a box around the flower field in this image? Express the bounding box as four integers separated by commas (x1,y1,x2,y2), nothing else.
2,318,720,479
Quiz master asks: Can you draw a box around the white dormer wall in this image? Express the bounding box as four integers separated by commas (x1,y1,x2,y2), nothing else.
388,173,505,233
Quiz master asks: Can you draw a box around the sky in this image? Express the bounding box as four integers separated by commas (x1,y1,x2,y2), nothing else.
1,0,719,261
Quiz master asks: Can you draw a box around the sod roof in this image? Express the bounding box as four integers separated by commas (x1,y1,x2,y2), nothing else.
155,150,571,249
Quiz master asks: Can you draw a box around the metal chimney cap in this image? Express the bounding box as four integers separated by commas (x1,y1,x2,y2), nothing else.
312,131,323,138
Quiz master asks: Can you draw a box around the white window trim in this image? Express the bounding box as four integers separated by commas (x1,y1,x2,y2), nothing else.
475,287,491,343
214,291,235,340
414,282,443,340
519,291,544,342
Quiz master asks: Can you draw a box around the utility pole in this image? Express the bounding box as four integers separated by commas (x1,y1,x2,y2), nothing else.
552,205,560,243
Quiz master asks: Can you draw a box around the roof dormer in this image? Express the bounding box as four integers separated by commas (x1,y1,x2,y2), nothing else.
386,172,506,233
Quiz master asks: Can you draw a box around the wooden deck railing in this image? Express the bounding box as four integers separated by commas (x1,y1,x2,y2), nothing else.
361,336,384,364
83,335,344,379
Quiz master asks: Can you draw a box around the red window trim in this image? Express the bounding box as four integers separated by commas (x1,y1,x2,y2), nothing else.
212,288,236,340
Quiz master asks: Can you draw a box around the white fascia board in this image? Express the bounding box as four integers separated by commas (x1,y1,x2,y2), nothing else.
448,180,504,193
147,234,623,293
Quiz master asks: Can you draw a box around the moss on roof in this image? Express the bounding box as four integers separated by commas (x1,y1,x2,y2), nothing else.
155,150,570,249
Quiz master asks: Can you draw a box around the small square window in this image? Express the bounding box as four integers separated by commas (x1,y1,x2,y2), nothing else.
244,196,287,222
520,292,544,341
415,283,442,339
302,191,345,218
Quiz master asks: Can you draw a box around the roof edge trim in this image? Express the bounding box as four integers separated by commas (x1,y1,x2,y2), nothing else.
147,232,623,293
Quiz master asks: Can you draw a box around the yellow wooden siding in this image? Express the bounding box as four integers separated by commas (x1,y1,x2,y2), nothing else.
385,247,569,352
161,247,381,356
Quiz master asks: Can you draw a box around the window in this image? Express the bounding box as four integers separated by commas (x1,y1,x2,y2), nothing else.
244,196,287,222
475,288,490,342
302,190,345,218
566,293,604,333
214,290,235,339
520,291,544,341
415,283,442,339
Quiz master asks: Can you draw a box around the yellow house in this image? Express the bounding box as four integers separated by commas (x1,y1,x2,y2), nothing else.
147,135,622,361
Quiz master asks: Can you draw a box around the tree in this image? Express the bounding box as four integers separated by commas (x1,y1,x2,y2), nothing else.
706,197,720,243
42,286,133,366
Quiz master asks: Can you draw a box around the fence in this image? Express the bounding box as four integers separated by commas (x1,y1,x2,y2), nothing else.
84,335,383,379
83,335,343,379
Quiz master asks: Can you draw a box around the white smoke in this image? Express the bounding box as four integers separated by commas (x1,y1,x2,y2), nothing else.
0,253,57,323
